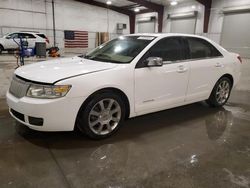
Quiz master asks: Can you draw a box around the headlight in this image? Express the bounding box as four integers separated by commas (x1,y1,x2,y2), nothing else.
26,84,71,99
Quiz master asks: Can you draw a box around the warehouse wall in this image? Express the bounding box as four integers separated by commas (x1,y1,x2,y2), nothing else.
135,12,158,33
163,0,204,35
0,0,130,50
134,1,204,34
207,0,250,44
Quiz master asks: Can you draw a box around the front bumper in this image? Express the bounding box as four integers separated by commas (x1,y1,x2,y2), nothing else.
6,91,86,131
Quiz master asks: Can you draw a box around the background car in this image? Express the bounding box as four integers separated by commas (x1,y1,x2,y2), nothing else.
0,31,51,54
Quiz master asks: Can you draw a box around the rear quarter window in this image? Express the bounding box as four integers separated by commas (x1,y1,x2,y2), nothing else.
37,34,46,39
186,37,222,59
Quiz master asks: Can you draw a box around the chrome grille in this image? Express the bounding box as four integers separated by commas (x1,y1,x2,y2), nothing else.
9,76,30,98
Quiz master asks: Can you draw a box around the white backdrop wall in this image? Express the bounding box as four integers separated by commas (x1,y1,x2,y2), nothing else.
0,0,130,50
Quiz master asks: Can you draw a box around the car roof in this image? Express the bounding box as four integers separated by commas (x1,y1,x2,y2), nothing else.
124,33,207,39
9,31,46,35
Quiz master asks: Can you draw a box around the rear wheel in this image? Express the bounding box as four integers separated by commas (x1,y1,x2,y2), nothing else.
77,92,125,139
206,77,232,107
0,45,3,54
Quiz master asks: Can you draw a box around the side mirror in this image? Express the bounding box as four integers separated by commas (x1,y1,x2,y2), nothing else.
5,36,11,39
145,57,163,67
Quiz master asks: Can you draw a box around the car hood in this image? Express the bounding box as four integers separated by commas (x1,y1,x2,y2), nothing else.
15,56,118,84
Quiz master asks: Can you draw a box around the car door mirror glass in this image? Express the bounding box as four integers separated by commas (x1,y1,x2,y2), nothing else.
145,57,163,67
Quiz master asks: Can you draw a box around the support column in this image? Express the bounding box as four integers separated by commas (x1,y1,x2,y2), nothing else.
129,14,135,34
52,0,56,47
158,8,164,33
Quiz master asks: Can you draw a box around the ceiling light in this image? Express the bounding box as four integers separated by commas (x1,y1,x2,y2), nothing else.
191,5,196,9
170,1,178,6
134,8,140,12
106,1,112,5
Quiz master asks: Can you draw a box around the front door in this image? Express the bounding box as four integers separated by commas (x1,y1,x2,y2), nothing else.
5,33,19,49
134,37,190,115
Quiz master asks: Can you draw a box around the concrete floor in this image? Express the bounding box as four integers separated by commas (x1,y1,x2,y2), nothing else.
0,57,250,188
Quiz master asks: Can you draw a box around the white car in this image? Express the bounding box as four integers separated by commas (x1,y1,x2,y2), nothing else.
0,31,50,53
6,33,242,139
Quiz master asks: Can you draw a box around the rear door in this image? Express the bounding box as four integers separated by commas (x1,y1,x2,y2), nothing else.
134,37,190,114
184,37,224,102
19,33,37,48
25,33,37,48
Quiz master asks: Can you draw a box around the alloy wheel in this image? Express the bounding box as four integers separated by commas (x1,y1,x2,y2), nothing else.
88,98,121,135
215,80,230,104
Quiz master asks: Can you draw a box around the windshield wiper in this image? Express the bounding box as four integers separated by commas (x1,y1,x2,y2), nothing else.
83,54,124,64
78,54,85,58
95,54,111,59
83,55,91,59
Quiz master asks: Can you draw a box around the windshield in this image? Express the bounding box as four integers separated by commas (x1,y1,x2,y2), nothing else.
84,36,155,64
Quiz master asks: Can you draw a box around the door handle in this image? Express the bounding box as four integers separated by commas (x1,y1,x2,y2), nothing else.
177,65,187,73
215,62,223,67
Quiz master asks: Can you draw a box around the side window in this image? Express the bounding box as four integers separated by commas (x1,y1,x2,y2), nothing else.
136,37,186,68
26,33,36,39
18,33,26,39
7,33,18,39
146,37,185,62
19,33,36,39
187,37,222,59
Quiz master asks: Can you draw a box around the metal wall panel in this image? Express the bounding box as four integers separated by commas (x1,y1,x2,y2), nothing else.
138,21,156,33
221,12,250,58
170,18,196,34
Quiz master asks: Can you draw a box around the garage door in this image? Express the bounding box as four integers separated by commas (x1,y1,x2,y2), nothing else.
138,21,155,33
170,17,196,34
221,12,250,58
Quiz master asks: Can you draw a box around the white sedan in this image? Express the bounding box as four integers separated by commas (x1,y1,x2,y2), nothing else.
6,33,242,139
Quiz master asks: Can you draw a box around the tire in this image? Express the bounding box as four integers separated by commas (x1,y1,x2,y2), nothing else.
206,77,232,107
77,92,126,139
0,45,3,54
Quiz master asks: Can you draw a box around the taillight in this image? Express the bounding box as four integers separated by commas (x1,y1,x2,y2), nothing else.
237,55,242,63
45,37,50,44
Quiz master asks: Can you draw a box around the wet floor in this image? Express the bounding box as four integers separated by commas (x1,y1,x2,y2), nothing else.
0,90,250,188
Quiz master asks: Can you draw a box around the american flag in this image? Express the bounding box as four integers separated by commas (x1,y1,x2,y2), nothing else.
64,30,88,48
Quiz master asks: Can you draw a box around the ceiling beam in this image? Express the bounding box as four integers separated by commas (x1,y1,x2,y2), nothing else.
121,4,140,10
127,0,163,12
127,0,164,33
75,0,135,33
135,9,155,14
195,0,212,33
75,0,134,16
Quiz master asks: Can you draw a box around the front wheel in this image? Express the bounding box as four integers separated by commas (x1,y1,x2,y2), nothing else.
77,92,126,139
206,77,232,107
